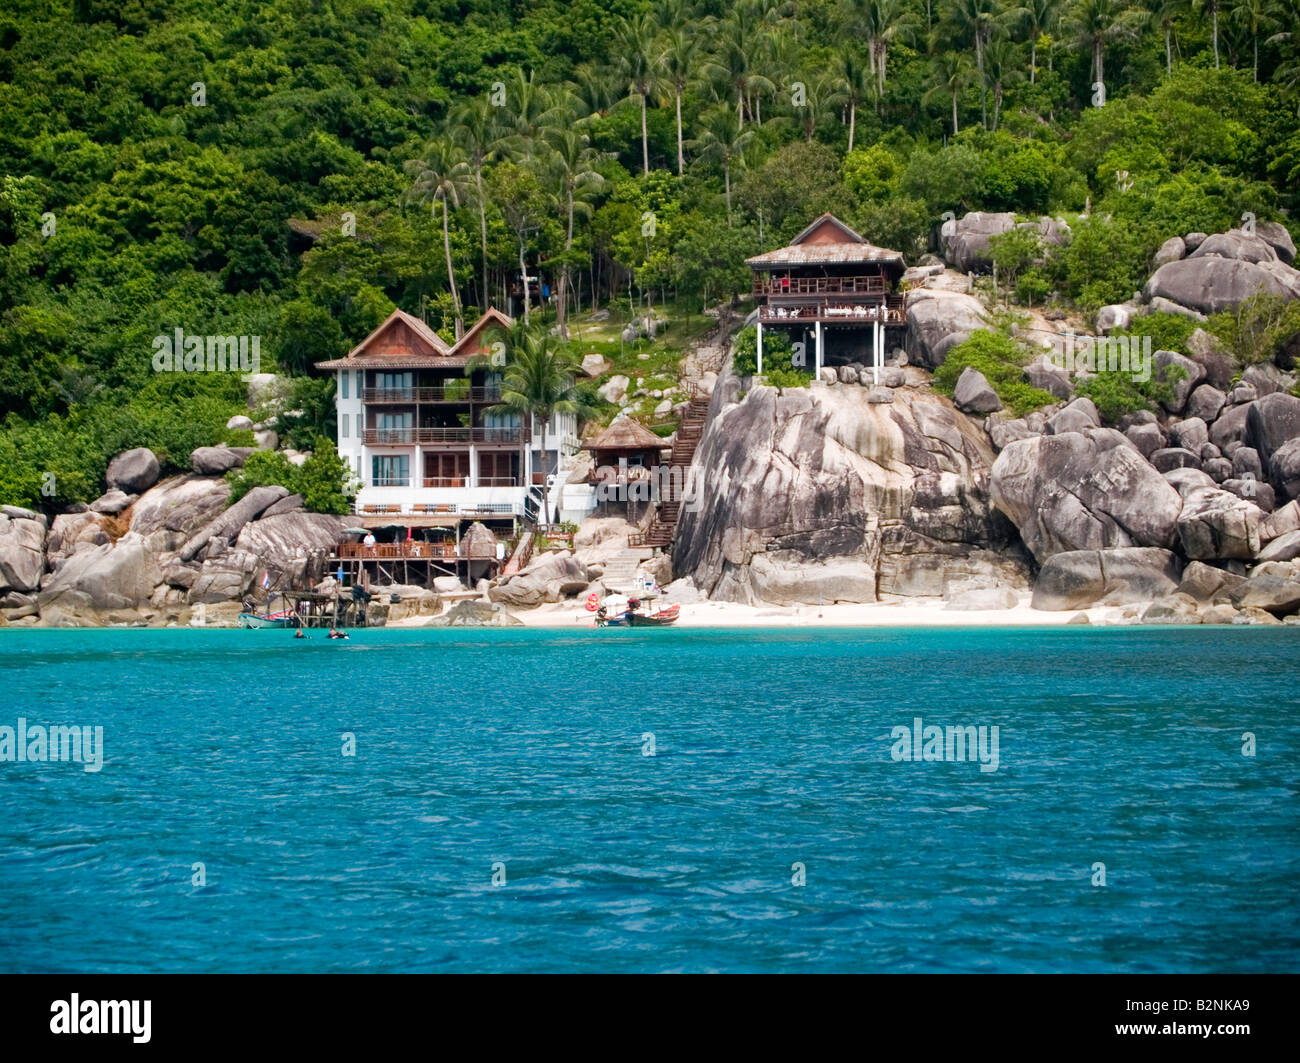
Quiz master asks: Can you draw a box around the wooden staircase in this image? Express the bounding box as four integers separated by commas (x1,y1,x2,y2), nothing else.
630,395,711,549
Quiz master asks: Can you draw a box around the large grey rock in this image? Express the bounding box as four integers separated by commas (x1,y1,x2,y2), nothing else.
0,513,48,594
489,553,593,607
1230,573,1300,616
904,288,988,368
1153,350,1206,414
1209,403,1253,450
428,600,523,627
1023,358,1072,400
1256,221,1297,265
1221,477,1274,511
1163,467,1216,497
1145,256,1295,315
1124,422,1165,459
674,384,1030,603
1189,230,1279,264
1256,529,1300,563
953,367,1001,414
1095,303,1136,333
260,493,304,518
179,485,290,562
990,432,1183,563
1176,485,1265,559
1045,408,1097,435
598,375,630,403
1185,385,1227,424
1031,548,1183,610
1246,393,1300,464
89,489,136,515
1176,560,1245,601
234,512,348,574
1168,417,1210,453
187,550,260,605
1184,329,1235,390
128,475,234,544
1261,500,1300,541
1151,447,1202,473
1153,236,1186,267
190,445,253,476
38,534,163,613
940,211,1016,273
105,448,161,495
1267,437,1300,500
47,512,112,569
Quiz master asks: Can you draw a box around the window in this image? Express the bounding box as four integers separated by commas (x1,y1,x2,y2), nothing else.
340,413,348,438
377,372,413,391
372,455,409,487
341,372,348,400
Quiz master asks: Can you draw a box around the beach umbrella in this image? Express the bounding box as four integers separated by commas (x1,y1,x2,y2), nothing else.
341,527,367,536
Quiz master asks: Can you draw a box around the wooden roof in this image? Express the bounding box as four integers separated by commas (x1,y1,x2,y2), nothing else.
585,416,666,452
315,307,514,371
746,213,905,271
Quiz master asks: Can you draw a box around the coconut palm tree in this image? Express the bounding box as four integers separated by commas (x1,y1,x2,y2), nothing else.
404,136,472,338
852,0,920,101
542,127,609,337
659,25,704,175
923,51,976,134
474,319,587,516
703,15,775,129
983,38,1024,129
1066,0,1146,103
1193,0,1224,67
943,0,1002,128
794,70,839,141
449,95,505,313
1152,0,1191,72
688,104,755,223
614,13,662,175
1231,0,1282,80
1020,0,1063,81
831,49,875,150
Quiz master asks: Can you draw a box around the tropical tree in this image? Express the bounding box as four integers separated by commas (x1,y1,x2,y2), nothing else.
1153,0,1190,73
853,0,919,100
944,0,1002,129
542,127,609,337
660,25,704,175
1066,0,1147,105
703,19,775,129
983,39,1023,130
476,320,587,518
614,13,662,174
832,50,875,151
404,136,472,338
1231,0,1282,81
1193,0,1224,67
1020,0,1063,82
923,51,975,135
449,95,504,313
689,104,756,223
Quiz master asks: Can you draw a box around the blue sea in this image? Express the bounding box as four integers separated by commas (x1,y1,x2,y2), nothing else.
1,626,1297,973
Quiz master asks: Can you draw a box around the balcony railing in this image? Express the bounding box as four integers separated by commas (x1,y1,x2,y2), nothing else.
362,426,526,446
363,386,501,404
753,275,887,297
337,542,499,560
419,477,516,488
758,300,906,325
355,502,519,517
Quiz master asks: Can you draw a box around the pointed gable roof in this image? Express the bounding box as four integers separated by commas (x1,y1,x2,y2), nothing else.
746,212,905,272
448,307,513,358
315,307,511,371
585,416,667,453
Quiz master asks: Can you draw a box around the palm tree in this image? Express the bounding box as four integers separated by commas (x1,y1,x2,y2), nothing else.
570,62,623,123
614,13,661,175
795,71,839,141
542,127,609,337
1153,0,1190,72
923,51,976,134
1020,0,1063,82
1066,0,1146,103
944,0,1002,129
660,25,703,175
449,95,504,313
703,18,775,129
831,50,875,151
983,38,1024,129
1231,0,1282,80
475,320,587,518
405,136,472,338
853,0,919,101
1193,0,1224,67
688,105,755,223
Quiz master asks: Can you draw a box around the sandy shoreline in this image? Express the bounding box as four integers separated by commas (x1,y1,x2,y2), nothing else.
460,598,1112,629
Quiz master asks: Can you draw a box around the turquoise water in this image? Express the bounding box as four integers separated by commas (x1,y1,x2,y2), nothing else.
1,626,1296,973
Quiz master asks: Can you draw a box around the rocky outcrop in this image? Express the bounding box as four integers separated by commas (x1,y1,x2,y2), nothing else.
130,475,233,541
939,211,1015,273
37,535,164,617
1144,257,1293,315
190,445,254,476
0,510,48,593
179,485,289,561
233,511,347,576
1175,486,1264,559
489,552,594,607
428,600,523,627
674,381,1029,604
1030,548,1183,610
904,287,987,368
990,431,1182,562
953,367,1001,414
105,449,161,495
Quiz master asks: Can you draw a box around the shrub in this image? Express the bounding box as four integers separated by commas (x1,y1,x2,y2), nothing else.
1206,293,1300,366
932,330,1056,416
226,435,354,514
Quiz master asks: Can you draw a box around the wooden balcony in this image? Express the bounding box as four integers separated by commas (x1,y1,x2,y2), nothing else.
337,541,498,560
421,476,517,488
363,386,501,404
362,426,526,446
758,298,906,325
753,274,886,297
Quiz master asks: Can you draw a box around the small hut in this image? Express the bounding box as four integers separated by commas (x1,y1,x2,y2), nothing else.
585,416,667,480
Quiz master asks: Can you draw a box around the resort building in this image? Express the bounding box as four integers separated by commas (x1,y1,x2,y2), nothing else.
747,213,907,383
315,307,580,531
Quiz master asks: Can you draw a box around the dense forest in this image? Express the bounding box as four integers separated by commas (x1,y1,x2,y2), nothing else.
2,0,1300,508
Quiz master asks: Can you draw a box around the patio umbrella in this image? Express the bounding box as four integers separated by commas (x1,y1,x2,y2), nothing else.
341,527,368,535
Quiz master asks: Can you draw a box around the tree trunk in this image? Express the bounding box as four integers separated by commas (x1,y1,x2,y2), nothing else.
476,166,489,313
952,92,959,135
441,196,463,338
556,190,575,339
675,87,684,174
640,93,649,175
1213,9,1220,69
518,238,531,325
724,161,732,225
848,100,856,152
1165,29,1172,74
1031,39,1037,84
977,36,986,129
